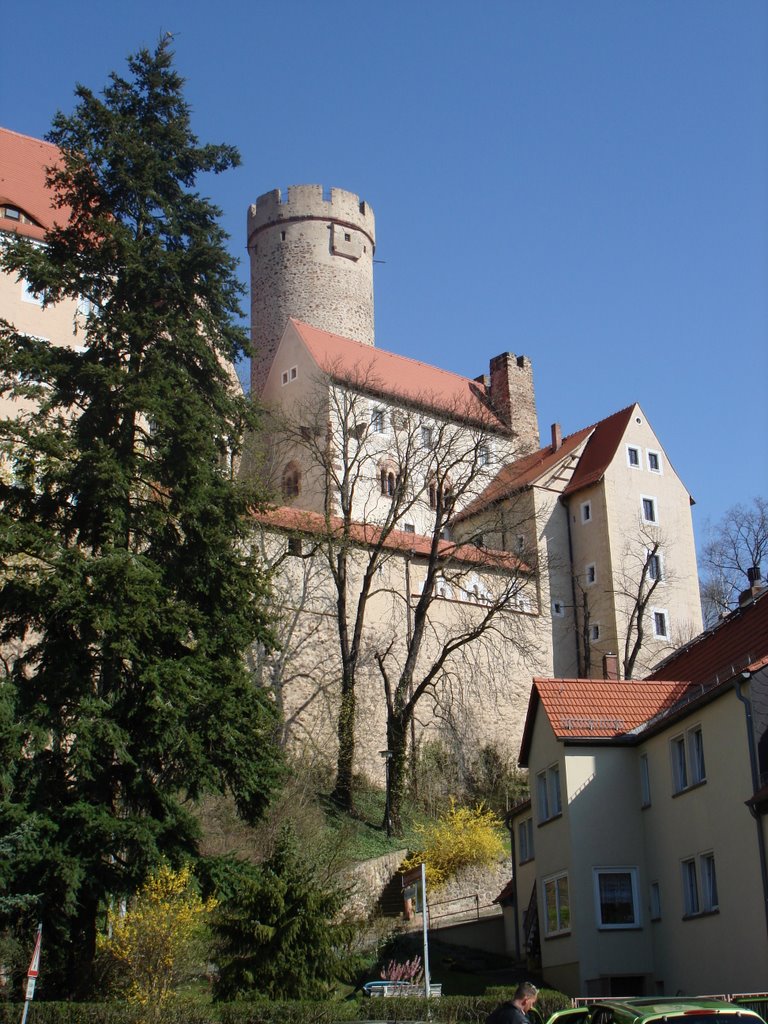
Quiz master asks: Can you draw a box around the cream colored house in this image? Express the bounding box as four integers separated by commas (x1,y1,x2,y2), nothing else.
507,588,768,997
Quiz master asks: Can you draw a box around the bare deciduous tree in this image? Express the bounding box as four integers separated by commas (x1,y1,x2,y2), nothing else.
700,497,768,625
255,364,543,827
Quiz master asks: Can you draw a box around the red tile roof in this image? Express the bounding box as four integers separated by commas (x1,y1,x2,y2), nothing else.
561,404,636,496
648,588,768,686
519,677,696,764
251,503,529,572
0,127,67,241
290,319,509,430
454,425,593,521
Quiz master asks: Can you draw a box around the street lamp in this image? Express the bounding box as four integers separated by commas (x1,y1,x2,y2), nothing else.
380,749,393,837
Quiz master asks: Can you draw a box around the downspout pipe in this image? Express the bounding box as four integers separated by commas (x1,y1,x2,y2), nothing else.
506,814,521,960
735,675,768,943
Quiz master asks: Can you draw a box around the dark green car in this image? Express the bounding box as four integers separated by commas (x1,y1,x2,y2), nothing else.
538,998,766,1024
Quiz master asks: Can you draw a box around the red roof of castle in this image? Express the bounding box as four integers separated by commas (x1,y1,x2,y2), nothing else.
648,587,768,685
0,127,67,241
454,404,638,520
561,404,636,496
290,319,509,430
252,503,529,572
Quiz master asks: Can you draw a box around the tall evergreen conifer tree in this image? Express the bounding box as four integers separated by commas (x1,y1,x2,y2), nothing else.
0,41,283,997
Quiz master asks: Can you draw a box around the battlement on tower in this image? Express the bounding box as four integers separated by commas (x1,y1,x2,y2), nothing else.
248,185,375,245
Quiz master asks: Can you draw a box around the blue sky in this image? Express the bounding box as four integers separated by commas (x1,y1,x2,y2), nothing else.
2,0,766,551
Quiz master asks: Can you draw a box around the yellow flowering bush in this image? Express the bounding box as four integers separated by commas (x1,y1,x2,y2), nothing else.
98,864,216,1015
401,799,505,887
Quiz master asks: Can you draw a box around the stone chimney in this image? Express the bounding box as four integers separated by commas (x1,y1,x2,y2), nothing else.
551,422,562,452
739,565,764,608
488,352,539,454
602,653,619,681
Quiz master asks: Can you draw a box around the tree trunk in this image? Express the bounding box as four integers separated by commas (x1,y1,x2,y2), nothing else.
387,714,410,834
332,679,356,811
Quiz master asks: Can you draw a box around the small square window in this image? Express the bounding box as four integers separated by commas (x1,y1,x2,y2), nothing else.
478,444,491,466
585,563,596,585
653,609,668,638
281,371,289,386
290,366,298,380
590,624,600,641
581,501,592,524
627,446,640,468
371,409,384,433
642,497,657,523
287,537,302,556
21,279,43,306
421,425,434,449
404,523,415,534
647,450,662,473
552,599,565,618
281,230,286,241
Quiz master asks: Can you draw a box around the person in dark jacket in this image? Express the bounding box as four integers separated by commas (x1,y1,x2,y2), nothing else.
486,981,539,1024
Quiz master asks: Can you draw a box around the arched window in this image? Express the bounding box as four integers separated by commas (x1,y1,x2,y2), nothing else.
380,460,402,499
282,461,301,500
428,476,453,511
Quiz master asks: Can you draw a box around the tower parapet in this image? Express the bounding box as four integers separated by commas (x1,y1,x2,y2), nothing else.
248,185,376,395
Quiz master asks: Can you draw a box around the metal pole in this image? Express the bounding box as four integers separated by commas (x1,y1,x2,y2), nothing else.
421,862,431,999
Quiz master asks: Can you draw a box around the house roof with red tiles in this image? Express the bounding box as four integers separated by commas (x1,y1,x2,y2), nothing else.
251,503,529,573
0,127,67,242
648,587,768,686
518,677,697,765
289,319,509,431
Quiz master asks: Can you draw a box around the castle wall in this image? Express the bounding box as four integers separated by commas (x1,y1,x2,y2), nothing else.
248,185,375,396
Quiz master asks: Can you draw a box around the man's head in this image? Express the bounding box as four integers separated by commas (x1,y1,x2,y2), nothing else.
514,982,539,1012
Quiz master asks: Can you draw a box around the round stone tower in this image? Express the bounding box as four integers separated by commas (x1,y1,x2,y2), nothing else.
247,185,376,395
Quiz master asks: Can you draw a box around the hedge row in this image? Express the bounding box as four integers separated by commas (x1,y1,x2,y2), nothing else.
0,989,570,1024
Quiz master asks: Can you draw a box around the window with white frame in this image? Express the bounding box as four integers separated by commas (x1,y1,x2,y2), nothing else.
647,551,663,582
593,868,640,928
581,500,592,524
647,449,662,474
682,858,699,915
536,763,562,823
689,727,706,783
640,753,651,807
478,444,491,466
671,726,706,793
21,278,44,305
649,881,661,920
652,609,669,639
700,852,718,911
518,818,534,863
421,425,434,449
585,563,597,585
371,408,385,433
543,872,570,936
641,496,658,524
627,445,641,468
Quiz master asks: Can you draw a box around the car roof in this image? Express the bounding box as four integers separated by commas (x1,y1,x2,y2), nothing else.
585,999,762,1020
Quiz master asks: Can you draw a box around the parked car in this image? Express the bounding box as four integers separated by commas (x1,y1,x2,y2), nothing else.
362,979,442,997
538,998,766,1024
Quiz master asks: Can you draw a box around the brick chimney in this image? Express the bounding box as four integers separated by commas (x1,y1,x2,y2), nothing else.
551,422,562,452
602,653,619,681
488,352,539,454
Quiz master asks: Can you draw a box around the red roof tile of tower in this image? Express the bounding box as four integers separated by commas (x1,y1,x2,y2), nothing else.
0,127,67,241
290,319,509,430
560,404,636,496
